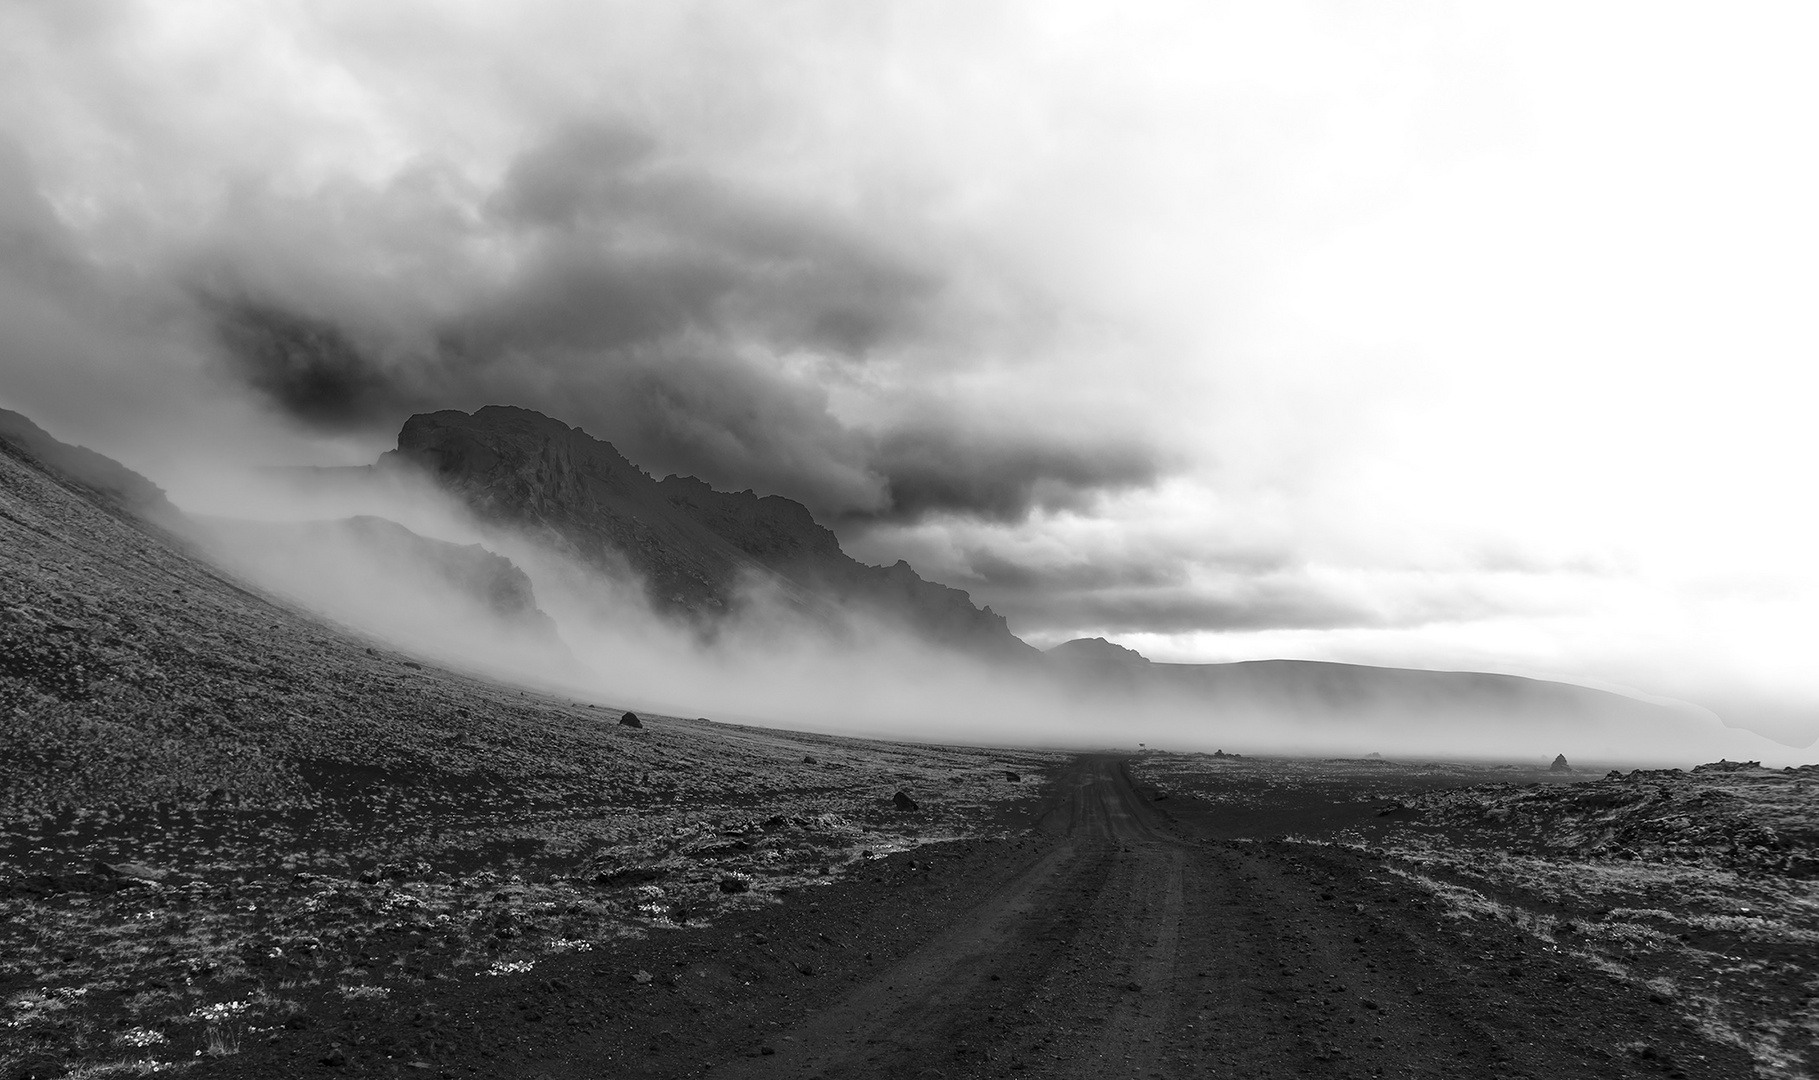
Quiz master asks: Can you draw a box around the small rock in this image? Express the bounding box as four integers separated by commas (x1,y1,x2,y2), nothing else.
631,970,654,984
1004,771,1021,782
892,791,920,812
618,711,643,728
718,875,751,894
320,1045,347,1067
95,860,168,883
802,755,817,764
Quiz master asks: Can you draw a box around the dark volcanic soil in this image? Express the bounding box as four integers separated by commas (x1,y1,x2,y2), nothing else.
2,431,1809,1079
151,759,1772,1080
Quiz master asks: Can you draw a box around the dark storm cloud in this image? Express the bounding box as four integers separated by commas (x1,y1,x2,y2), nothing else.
472,121,937,357
203,120,1160,522
958,548,1289,593
941,544,1509,637
209,301,410,432
1050,589,1380,635
868,426,1161,522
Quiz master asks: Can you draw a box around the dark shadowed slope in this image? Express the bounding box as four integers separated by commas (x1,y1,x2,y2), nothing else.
379,406,1036,658
0,407,178,525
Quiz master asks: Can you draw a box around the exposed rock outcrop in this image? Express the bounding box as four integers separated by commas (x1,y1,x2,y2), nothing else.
379,407,1035,659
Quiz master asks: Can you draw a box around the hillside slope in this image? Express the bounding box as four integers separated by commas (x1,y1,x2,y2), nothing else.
0,407,178,525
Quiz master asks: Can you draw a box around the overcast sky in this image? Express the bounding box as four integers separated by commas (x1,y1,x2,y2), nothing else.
2,1,1815,744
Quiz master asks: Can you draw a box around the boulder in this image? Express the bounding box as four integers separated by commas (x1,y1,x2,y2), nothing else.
618,711,642,729
892,791,920,812
94,860,169,883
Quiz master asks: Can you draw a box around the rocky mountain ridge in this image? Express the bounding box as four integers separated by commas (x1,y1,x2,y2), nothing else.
379,406,1035,659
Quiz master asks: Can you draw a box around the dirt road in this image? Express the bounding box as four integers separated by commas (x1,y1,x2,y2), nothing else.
709,755,1751,1080
179,754,1758,1078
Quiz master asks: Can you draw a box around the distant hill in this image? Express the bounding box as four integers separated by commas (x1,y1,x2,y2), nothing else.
190,514,562,646
0,407,178,525
378,406,1037,660
1046,637,1151,666
1041,636,1758,759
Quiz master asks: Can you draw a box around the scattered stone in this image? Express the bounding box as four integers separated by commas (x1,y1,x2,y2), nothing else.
618,711,642,728
94,860,168,883
892,791,919,812
1550,754,1572,773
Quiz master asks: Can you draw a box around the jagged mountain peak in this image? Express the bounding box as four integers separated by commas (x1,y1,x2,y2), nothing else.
379,406,1037,659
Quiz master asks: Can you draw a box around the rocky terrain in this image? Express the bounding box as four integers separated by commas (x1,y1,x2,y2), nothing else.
1134,753,1819,1078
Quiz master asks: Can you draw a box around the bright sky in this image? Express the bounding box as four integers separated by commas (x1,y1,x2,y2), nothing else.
1,2,1814,744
